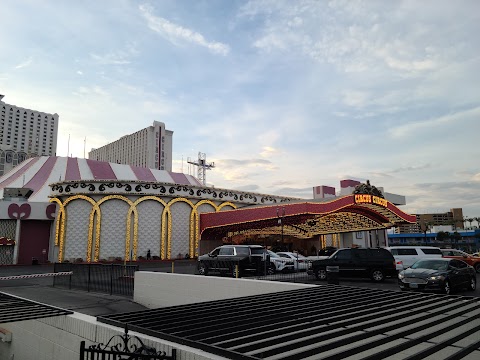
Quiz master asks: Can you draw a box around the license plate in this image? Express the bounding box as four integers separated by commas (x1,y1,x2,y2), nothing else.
409,283,418,288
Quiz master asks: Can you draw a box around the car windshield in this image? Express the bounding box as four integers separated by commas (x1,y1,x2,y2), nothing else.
267,250,280,258
411,260,448,271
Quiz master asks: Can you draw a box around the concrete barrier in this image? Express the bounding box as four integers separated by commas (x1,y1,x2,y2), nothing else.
134,271,315,308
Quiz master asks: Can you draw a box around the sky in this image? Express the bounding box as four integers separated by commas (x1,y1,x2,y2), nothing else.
1,0,479,218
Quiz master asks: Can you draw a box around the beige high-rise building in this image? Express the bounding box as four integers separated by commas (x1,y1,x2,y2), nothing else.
395,208,465,233
88,121,173,171
0,95,59,176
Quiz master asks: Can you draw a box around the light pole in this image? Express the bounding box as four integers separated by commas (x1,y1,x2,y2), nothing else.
277,207,285,250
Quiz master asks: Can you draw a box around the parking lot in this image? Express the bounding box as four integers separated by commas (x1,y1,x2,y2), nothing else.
1,259,479,300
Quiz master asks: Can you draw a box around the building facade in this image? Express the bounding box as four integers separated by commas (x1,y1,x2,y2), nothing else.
0,95,59,175
395,208,465,233
88,121,173,171
313,179,407,206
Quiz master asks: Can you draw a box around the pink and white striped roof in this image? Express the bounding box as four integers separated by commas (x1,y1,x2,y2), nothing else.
0,156,203,202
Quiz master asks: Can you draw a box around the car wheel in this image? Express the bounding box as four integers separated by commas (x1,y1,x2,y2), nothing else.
315,268,327,281
371,269,385,282
267,264,276,275
443,280,451,295
468,276,476,291
198,262,208,276
475,264,480,274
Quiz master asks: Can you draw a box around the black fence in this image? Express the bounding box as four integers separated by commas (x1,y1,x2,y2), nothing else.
53,263,139,296
196,258,312,283
80,325,176,360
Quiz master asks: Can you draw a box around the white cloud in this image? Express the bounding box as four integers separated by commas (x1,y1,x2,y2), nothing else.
139,4,230,56
14,57,33,69
389,106,480,138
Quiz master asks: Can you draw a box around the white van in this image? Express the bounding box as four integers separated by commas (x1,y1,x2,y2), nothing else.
385,246,443,270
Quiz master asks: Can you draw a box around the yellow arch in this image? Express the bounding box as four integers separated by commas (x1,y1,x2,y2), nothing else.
165,198,195,259
96,195,134,262
53,195,97,263
193,200,218,257
49,198,64,246
132,196,168,260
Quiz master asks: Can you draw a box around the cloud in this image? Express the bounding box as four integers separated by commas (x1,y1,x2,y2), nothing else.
139,4,230,56
260,146,279,158
15,58,33,69
389,106,480,138
390,164,432,173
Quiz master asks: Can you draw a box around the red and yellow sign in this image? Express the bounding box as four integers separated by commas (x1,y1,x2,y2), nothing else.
354,194,387,207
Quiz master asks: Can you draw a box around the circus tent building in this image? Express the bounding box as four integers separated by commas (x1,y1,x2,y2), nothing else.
0,156,415,265
0,156,298,265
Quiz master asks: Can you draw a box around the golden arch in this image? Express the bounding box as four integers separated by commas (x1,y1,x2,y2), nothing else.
53,195,97,263
192,201,237,257
164,198,195,259
49,198,65,260
96,195,134,262
52,194,239,262
132,196,168,260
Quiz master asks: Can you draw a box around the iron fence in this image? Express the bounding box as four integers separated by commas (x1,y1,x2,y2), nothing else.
80,325,176,360
53,263,139,296
196,258,312,282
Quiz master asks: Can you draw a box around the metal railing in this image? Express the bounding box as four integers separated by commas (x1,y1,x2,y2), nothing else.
53,263,139,296
196,258,312,282
80,324,176,359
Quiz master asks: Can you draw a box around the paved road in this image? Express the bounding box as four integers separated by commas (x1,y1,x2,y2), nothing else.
0,260,478,317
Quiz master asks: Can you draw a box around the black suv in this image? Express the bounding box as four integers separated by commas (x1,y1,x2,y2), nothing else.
307,248,397,282
197,245,268,277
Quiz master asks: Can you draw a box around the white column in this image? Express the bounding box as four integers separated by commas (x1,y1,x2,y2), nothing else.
12,219,21,264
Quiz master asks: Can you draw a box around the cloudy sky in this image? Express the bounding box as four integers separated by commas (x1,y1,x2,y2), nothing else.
1,0,479,217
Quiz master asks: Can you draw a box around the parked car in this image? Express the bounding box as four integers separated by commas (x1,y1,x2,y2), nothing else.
385,246,443,270
276,252,308,271
197,245,267,277
398,258,476,295
307,248,397,282
267,250,295,273
305,247,338,262
441,249,480,273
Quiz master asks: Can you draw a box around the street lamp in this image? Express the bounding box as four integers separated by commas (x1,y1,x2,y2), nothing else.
277,207,285,250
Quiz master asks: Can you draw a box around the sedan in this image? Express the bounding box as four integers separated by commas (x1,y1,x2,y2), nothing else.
441,249,480,273
276,252,308,271
398,258,476,295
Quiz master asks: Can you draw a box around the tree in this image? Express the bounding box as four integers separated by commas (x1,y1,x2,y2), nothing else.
474,217,480,229
467,218,474,229
419,221,431,246
437,231,449,246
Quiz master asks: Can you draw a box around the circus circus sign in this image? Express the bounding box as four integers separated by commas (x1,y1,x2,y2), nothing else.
354,194,388,207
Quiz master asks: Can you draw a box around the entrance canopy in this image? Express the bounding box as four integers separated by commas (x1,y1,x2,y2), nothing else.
200,194,416,239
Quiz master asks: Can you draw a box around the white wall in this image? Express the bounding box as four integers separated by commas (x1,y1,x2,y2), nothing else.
0,273,314,360
134,271,315,308
0,311,227,360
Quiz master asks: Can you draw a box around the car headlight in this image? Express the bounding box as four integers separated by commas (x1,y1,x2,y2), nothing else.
427,275,445,281
398,273,405,280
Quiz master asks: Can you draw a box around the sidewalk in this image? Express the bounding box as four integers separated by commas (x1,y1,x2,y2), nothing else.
0,264,148,316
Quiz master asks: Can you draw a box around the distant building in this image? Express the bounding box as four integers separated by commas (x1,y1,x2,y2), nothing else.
88,121,173,171
313,179,407,205
395,208,464,233
388,229,480,252
0,95,59,175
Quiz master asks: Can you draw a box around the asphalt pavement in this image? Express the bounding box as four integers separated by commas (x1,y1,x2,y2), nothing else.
1,260,478,318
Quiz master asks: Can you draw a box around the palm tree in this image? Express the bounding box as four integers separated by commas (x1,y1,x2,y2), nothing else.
437,231,449,247
474,217,480,229
467,218,474,229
